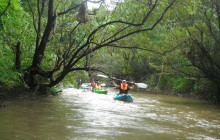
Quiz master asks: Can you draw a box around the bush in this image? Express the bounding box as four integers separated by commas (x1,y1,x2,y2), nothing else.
192,79,218,100
172,77,194,92
158,74,172,90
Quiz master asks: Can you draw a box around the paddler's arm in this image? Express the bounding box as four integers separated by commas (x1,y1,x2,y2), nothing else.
112,80,117,87
130,82,135,90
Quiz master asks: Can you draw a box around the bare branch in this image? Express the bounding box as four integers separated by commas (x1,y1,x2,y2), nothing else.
70,22,81,37
86,0,103,4
87,0,176,47
171,65,202,79
32,0,55,67
36,0,46,48
58,4,81,16
101,4,142,44
27,1,37,33
26,0,176,89
97,43,163,55
88,0,104,15
136,0,148,6
101,25,130,44
64,0,176,71
215,0,220,28
0,0,10,17
204,11,220,46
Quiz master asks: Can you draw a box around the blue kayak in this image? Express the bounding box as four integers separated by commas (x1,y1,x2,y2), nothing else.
81,86,89,89
113,94,133,102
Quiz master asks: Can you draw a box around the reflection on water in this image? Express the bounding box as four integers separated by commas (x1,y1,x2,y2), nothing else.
0,88,220,140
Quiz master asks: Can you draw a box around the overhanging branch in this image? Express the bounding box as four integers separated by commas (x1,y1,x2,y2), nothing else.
58,4,81,16
0,0,10,17
27,1,37,33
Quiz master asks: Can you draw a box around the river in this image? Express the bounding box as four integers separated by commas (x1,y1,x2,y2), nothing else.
0,88,220,140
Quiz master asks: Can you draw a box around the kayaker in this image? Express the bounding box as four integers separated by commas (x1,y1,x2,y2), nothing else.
113,80,134,94
77,79,82,89
91,80,96,89
95,81,101,90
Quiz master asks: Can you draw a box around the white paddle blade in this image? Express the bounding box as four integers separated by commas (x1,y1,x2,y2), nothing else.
100,83,106,87
135,83,148,88
97,74,109,78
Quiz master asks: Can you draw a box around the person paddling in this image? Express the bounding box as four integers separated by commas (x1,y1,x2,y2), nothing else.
91,80,96,90
113,80,134,94
77,79,82,89
95,81,101,90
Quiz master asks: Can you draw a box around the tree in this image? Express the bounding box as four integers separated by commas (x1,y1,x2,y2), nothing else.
157,0,220,100
18,0,176,92
0,0,32,88
185,0,220,99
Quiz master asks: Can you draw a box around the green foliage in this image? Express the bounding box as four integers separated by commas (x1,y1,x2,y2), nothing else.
0,0,34,87
0,0,219,101
158,74,172,90
193,84,199,92
192,79,218,99
61,71,89,87
172,77,194,92
0,46,25,88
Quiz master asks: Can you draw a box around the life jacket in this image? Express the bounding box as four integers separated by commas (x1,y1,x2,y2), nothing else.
119,83,128,94
91,81,95,86
95,85,101,90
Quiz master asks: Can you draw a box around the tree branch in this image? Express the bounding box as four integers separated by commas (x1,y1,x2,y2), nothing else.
32,0,54,67
36,0,46,49
0,0,10,17
58,4,81,16
204,10,220,46
99,43,163,55
215,0,220,28
98,0,176,46
65,0,176,72
27,0,176,89
27,1,37,33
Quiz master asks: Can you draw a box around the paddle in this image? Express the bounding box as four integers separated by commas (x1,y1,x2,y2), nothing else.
97,74,148,88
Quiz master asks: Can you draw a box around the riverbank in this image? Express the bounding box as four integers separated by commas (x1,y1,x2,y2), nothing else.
0,85,61,101
0,85,62,109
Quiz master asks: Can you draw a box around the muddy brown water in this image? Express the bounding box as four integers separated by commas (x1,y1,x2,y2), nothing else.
0,88,219,140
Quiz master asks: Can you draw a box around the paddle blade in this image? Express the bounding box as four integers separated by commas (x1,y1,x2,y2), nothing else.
97,74,109,78
135,83,148,88
100,83,106,87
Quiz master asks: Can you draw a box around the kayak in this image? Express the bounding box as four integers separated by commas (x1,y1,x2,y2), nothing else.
93,90,108,94
113,94,133,102
81,86,89,89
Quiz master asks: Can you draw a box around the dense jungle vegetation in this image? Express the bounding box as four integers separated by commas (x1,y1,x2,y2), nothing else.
0,0,219,101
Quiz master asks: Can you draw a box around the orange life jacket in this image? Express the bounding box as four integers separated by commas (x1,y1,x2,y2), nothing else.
121,83,128,90
119,83,128,94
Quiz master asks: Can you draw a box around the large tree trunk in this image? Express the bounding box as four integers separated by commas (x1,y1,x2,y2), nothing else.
25,0,55,90
32,0,54,67
15,41,21,70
